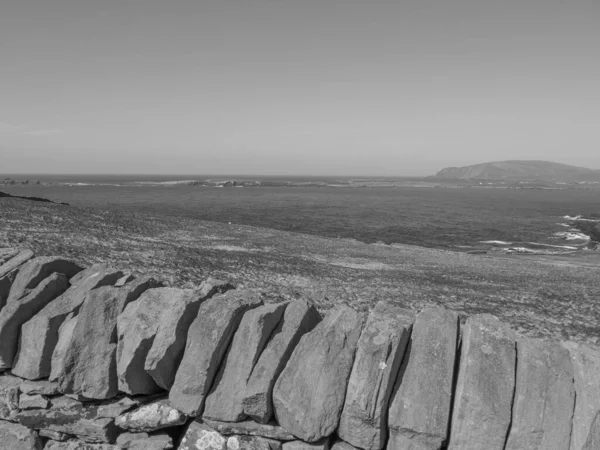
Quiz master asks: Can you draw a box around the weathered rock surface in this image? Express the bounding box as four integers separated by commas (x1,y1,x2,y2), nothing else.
0,249,34,279
19,393,50,410
127,434,174,450
203,419,296,441
0,248,19,264
505,339,574,450
204,302,287,422
329,440,357,450
282,440,331,450
179,421,227,450
563,341,600,450
338,302,414,450
12,265,123,380
272,305,365,442
0,250,33,309
115,398,187,432
145,279,235,391
0,421,42,449
0,273,69,370
387,307,458,450
169,290,263,416
20,380,60,396
0,374,21,419
243,298,321,424
583,411,600,450
49,313,78,381
58,276,160,399
7,256,82,302
448,314,516,450
225,435,282,450
39,428,69,441
43,440,120,449
12,396,138,443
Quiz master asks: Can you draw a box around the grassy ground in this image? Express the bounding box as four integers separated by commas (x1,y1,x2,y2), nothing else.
1,197,599,345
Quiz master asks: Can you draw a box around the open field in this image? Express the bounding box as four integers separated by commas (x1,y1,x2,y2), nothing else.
1,196,599,345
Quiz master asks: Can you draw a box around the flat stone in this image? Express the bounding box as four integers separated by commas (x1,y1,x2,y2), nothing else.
243,298,321,424
0,248,19,265
0,249,34,279
272,305,365,442
329,440,357,450
127,434,174,450
19,393,50,409
12,265,123,380
0,271,16,311
505,339,574,450
43,441,120,449
448,314,516,450
39,429,70,441
0,374,21,419
0,273,69,370
115,398,187,432
146,279,235,391
388,307,458,450
204,302,287,421
20,379,60,396
203,419,296,441
0,421,42,449
563,341,600,450
179,421,227,450
7,256,82,302
114,273,136,287
116,432,150,446
226,435,281,450
49,312,78,381
282,440,330,450
338,302,414,450
58,276,161,399
169,290,263,416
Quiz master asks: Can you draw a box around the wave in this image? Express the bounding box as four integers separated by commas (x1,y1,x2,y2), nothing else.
553,231,591,241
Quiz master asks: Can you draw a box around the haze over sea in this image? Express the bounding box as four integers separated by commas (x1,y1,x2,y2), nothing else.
2,174,599,254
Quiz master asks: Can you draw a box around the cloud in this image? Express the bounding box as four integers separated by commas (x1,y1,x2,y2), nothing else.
0,122,64,136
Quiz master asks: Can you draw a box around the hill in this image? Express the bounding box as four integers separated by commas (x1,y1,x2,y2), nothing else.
434,160,600,182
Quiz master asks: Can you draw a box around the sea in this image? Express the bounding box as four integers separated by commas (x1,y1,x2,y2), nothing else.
2,174,599,255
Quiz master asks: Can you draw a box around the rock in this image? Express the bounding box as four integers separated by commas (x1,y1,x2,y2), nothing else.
504,339,574,450
0,271,15,311
0,421,42,449
204,302,287,421
19,393,50,409
563,341,600,450
243,298,321,423
12,265,124,380
282,440,331,450
43,441,120,449
13,396,138,443
0,249,34,279
145,279,235,391
115,399,187,432
114,274,135,287
225,435,281,450
0,248,19,265
583,411,600,450
116,432,149,446
329,440,357,450
7,256,82,302
338,302,414,450
127,434,174,450
169,290,263,416
39,429,69,441
448,314,516,450
179,421,227,450
387,307,458,450
116,288,173,395
272,305,365,442
20,379,60,396
58,276,160,399
202,419,296,441
49,313,78,381
0,374,21,419
0,273,69,370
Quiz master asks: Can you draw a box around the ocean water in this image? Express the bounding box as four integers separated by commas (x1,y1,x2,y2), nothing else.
2,174,599,253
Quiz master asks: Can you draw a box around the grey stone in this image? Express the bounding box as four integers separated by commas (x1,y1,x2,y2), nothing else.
448,314,516,450
169,290,263,416
225,435,281,450
0,421,42,449
179,421,227,450
0,273,69,370
204,302,287,422
20,379,60,396
49,312,77,381
387,307,458,450
116,432,150,446
203,419,296,441
7,256,82,302
114,274,135,287
145,279,235,391
39,429,70,441
505,339,574,450
58,276,160,399
0,374,21,419
282,440,331,450
0,249,34,279
329,440,358,450
563,341,600,450
12,265,123,380
127,434,174,450
583,411,600,450
272,305,365,442
19,393,50,409
115,399,187,432
0,248,19,265
43,441,120,449
243,298,321,424
338,302,414,450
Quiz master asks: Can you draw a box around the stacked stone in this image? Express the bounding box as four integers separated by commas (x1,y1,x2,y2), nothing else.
2,248,600,450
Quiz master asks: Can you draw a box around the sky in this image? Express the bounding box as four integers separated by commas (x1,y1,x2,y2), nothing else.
1,0,599,176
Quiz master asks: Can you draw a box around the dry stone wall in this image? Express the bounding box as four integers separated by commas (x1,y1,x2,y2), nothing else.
0,248,598,450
